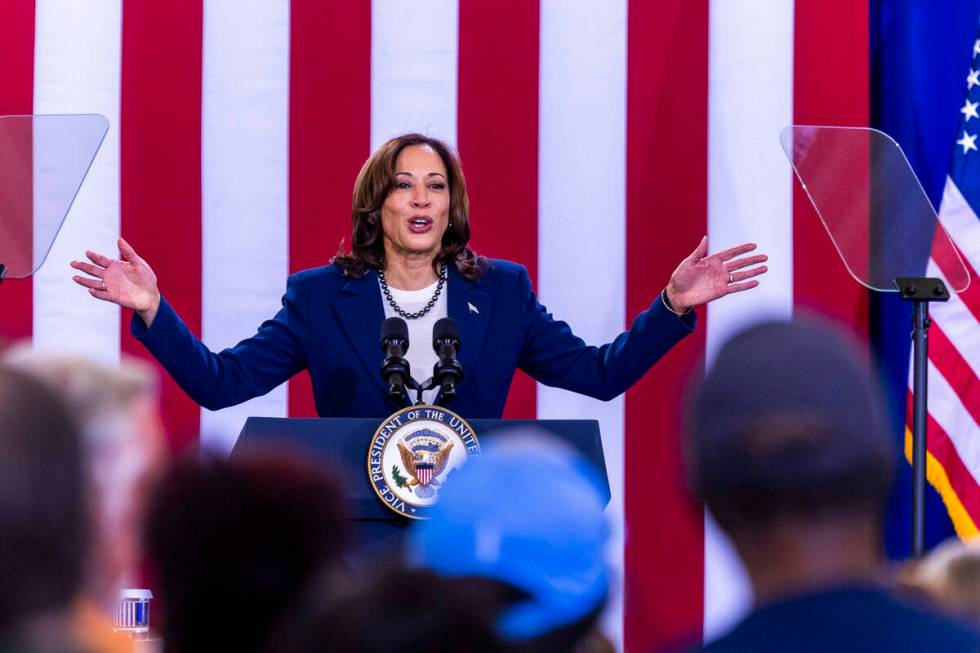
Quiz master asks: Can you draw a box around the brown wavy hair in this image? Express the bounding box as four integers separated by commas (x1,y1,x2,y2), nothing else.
333,133,487,280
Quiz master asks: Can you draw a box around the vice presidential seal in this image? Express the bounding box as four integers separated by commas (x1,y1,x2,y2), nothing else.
367,405,480,519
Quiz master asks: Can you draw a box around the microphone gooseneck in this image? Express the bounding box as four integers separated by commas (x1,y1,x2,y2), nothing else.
380,317,412,405
432,317,463,406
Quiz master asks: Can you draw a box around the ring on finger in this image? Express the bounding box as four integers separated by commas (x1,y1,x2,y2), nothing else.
728,271,735,284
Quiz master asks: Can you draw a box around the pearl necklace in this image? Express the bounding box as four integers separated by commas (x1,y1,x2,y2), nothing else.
377,262,446,320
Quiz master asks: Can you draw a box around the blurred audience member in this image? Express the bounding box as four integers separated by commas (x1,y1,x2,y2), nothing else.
407,435,612,653
0,365,89,652
4,349,166,619
900,537,980,625
685,320,980,652
143,451,347,653
273,566,505,653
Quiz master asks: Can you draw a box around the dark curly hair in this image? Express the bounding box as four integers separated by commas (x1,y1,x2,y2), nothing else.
143,451,348,653
333,133,487,280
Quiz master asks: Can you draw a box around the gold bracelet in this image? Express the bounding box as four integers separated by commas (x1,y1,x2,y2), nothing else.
661,289,692,316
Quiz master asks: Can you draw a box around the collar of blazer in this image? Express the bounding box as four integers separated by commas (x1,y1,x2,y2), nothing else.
333,264,494,403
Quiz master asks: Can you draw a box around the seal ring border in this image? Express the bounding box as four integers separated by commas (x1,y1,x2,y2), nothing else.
366,404,481,521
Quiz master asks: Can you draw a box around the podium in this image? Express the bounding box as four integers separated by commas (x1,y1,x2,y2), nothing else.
232,417,609,558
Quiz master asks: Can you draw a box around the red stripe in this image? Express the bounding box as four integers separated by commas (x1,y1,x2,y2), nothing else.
287,1,371,418
0,0,34,346
928,322,980,435
907,391,980,520
457,0,540,419
120,1,203,451
625,2,707,649
932,226,980,323
793,0,870,332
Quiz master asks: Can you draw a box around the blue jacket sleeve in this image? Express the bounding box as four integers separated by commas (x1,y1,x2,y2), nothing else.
515,265,695,401
131,277,308,411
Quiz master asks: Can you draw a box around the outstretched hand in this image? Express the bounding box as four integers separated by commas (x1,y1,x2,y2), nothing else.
665,237,768,313
71,237,162,325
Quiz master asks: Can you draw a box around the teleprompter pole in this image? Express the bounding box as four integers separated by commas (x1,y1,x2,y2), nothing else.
910,299,929,557
895,277,949,558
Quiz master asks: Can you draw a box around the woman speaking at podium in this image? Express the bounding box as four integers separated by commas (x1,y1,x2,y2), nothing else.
70,134,767,418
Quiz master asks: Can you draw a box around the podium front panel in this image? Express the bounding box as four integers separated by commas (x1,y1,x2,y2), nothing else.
233,417,608,556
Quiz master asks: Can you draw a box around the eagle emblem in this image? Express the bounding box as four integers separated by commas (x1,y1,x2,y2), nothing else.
368,406,480,519
396,429,454,499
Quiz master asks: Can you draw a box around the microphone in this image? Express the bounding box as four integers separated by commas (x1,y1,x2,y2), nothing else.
432,317,463,405
380,317,412,404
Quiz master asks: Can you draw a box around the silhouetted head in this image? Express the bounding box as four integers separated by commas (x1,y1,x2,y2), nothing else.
143,451,347,653
0,364,86,632
687,319,893,535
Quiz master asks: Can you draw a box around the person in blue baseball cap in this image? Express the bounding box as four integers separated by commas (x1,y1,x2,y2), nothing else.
406,434,612,651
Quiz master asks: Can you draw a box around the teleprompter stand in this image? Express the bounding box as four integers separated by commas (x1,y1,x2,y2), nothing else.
896,277,951,556
782,126,971,556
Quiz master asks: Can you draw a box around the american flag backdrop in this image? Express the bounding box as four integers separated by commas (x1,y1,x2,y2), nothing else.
0,1,872,650
909,31,980,540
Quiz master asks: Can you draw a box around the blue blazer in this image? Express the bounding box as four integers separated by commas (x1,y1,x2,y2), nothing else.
133,259,696,419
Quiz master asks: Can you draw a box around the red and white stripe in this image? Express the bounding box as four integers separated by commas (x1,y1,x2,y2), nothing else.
537,1,626,640
910,176,980,538
704,0,795,638
0,2,869,649
0,0,35,344
199,1,290,452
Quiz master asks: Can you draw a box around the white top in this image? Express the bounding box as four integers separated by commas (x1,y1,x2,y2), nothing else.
379,278,448,405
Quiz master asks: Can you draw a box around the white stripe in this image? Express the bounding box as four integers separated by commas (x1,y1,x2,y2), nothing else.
536,1,625,647
199,1,291,455
925,360,980,484
926,258,980,380
32,0,121,363
706,0,795,351
370,0,458,149
705,0,795,638
704,512,753,637
938,177,980,279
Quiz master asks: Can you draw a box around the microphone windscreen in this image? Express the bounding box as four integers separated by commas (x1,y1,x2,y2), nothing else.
381,317,409,350
432,317,460,348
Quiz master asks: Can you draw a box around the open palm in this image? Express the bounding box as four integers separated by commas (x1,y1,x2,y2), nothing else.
666,237,768,312
71,237,161,321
